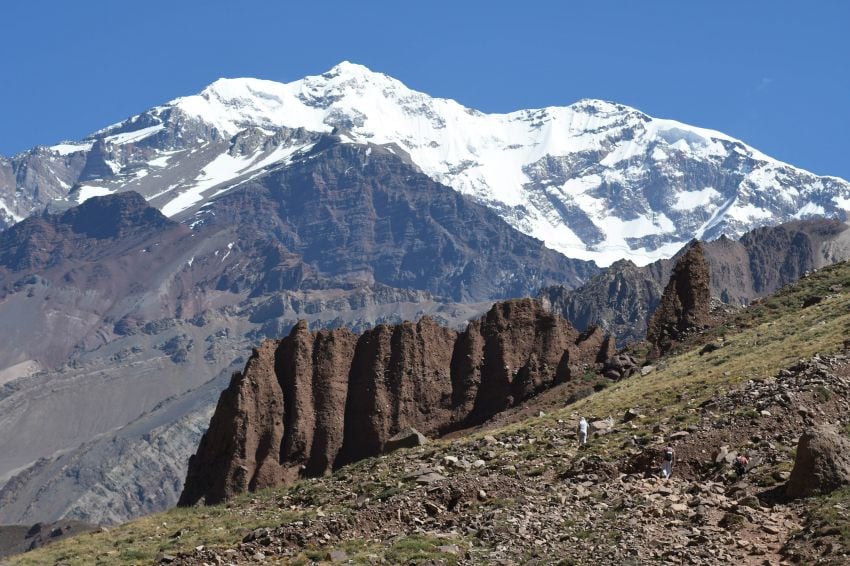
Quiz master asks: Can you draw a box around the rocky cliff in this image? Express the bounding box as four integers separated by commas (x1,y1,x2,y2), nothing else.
646,242,712,356
542,218,850,345
0,135,596,526
179,299,612,505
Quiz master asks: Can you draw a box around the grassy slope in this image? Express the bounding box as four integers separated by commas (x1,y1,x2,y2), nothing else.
10,261,850,565
571,262,850,432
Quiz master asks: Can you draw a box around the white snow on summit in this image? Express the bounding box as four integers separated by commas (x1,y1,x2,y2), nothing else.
4,61,850,265
153,61,850,265
160,141,311,216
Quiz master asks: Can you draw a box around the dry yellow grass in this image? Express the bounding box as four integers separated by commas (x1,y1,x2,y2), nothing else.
571,262,850,423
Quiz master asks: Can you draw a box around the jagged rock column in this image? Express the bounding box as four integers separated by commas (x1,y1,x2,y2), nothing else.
180,299,615,505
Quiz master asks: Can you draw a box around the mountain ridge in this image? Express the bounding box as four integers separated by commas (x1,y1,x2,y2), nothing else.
0,135,594,526
2,62,848,265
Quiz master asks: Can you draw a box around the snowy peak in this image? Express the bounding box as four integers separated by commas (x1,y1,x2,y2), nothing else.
2,61,849,267
173,61,410,138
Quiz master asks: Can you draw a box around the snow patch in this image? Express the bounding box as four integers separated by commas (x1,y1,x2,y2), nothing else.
0,200,23,223
104,124,165,145
160,142,312,216
651,147,668,161
726,203,773,222
793,202,826,219
221,242,234,262
833,195,850,210
77,186,113,203
148,152,179,168
104,159,122,175
50,142,93,155
672,187,721,211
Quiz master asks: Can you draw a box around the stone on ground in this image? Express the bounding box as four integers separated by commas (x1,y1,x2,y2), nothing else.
786,425,850,498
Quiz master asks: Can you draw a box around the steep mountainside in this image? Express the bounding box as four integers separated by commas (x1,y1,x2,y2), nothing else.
1,62,848,265
189,137,594,300
2,61,849,532
0,136,592,526
12,262,850,565
542,218,850,344
179,299,615,506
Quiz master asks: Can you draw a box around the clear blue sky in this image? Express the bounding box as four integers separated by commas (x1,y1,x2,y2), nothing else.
2,1,848,179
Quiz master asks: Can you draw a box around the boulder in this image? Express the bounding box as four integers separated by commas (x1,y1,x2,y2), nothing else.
603,353,639,380
25,523,44,538
786,425,850,498
699,342,721,356
384,427,429,453
590,417,615,435
622,408,641,423
714,445,738,465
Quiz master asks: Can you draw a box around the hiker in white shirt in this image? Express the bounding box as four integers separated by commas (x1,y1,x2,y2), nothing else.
661,444,675,479
577,417,589,447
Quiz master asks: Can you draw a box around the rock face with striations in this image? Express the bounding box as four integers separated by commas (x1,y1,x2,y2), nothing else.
179,299,611,505
646,242,711,357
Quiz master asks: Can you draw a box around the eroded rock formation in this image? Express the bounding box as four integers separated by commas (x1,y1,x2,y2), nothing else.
646,242,711,357
180,299,612,505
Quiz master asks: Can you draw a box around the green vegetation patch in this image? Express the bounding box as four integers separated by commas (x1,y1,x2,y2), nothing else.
384,534,462,565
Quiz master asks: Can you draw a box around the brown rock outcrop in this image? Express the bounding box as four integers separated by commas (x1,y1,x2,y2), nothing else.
180,298,611,505
786,425,850,498
646,242,711,357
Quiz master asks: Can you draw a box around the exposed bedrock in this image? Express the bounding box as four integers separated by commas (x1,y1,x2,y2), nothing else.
646,241,712,357
180,299,610,505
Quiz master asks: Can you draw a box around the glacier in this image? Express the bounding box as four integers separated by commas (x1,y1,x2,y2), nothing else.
1,61,849,266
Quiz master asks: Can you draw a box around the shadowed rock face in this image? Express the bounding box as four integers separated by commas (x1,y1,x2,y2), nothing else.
646,242,711,356
0,191,178,272
179,299,610,505
541,218,850,345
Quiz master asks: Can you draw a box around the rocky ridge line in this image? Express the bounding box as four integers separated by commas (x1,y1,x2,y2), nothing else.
179,298,615,506
165,349,850,565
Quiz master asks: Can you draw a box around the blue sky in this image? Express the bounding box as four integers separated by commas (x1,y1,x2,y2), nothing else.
2,1,848,178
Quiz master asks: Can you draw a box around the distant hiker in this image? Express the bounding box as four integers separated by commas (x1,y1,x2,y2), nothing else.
578,416,588,447
661,444,675,479
734,453,749,477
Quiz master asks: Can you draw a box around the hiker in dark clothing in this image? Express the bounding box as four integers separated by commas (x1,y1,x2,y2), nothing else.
734,453,749,477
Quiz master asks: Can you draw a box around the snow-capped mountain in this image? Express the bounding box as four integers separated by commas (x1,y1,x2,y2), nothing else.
2,61,849,266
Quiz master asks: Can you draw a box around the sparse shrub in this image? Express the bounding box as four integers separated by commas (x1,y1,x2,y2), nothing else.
375,485,403,501
385,535,459,565
815,385,832,402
